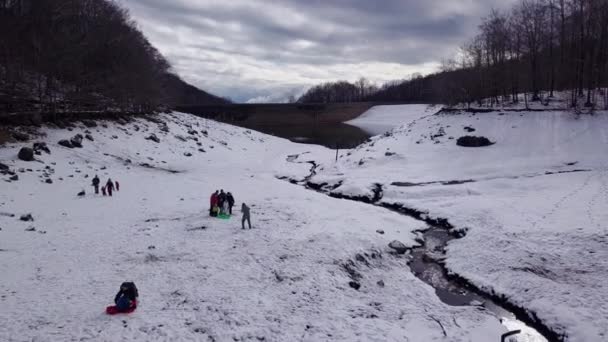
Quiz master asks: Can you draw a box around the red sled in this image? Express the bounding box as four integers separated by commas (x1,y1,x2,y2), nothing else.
106,301,137,315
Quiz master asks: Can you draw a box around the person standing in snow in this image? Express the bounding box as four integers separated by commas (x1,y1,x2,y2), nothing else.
106,178,115,197
218,190,227,214
92,175,100,194
115,180,120,191
241,202,251,229
227,192,235,215
101,185,107,196
210,190,219,216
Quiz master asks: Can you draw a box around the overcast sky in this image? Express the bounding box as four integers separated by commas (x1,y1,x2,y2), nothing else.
121,0,516,103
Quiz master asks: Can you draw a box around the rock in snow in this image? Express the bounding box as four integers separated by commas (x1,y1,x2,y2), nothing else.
17,147,34,161
388,240,408,254
146,134,160,143
19,214,34,222
58,139,73,148
456,135,494,147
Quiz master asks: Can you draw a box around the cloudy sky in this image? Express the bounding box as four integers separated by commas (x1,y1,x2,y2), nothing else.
121,0,515,103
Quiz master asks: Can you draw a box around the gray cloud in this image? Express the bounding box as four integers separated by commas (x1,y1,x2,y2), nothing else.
121,0,516,102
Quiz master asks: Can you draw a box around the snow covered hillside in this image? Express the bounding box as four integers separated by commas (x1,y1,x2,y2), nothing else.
0,112,518,341
345,104,439,135
309,105,608,341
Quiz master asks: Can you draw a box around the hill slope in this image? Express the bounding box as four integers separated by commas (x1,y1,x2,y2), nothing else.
0,112,513,341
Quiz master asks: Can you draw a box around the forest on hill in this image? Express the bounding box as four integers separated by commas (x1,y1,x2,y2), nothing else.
0,0,227,117
299,0,608,109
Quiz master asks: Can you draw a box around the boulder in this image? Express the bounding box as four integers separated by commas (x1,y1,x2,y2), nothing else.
464,126,476,133
33,142,50,154
18,147,35,161
12,132,29,142
85,134,94,141
183,152,192,157
9,174,18,181
376,229,385,235
77,190,85,197
388,240,408,254
0,162,9,171
70,134,84,148
58,139,73,148
45,178,53,184
20,213,34,222
348,281,361,290
146,134,160,143
456,136,494,147
81,120,97,128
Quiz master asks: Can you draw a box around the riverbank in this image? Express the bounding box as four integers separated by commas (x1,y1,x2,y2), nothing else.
303,106,608,341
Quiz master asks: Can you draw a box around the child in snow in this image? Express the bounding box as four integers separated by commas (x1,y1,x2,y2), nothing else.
92,175,100,194
115,181,120,191
106,179,115,196
101,186,107,196
222,200,229,216
112,282,138,313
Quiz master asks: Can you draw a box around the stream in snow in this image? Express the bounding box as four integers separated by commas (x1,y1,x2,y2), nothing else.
409,227,548,342
291,106,552,341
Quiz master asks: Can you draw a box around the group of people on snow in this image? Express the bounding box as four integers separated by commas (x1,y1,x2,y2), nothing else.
209,190,252,229
92,175,120,197
209,190,235,216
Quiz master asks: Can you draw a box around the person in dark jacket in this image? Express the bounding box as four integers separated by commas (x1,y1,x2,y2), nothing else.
106,179,115,197
227,192,235,215
115,181,120,191
241,202,251,229
114,282,138,312
92,175,100,194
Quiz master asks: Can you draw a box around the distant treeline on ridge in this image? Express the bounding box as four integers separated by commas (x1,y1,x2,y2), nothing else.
299,0,608,109
0,0,227,117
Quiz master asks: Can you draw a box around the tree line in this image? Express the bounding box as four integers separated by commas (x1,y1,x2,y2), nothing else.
297,78,379,103
302,0,608,110
0,0,226,116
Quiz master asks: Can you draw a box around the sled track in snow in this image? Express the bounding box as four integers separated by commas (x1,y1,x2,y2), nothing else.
281,154,564,342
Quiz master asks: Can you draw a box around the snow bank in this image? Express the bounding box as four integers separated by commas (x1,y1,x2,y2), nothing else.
345,104,438,135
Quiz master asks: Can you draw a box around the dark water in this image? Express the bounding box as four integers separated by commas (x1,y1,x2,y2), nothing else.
410,228,547,341
245,123,371,149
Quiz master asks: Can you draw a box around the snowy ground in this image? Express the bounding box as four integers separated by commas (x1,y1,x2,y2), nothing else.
309,105,608,341
0,112,517,341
